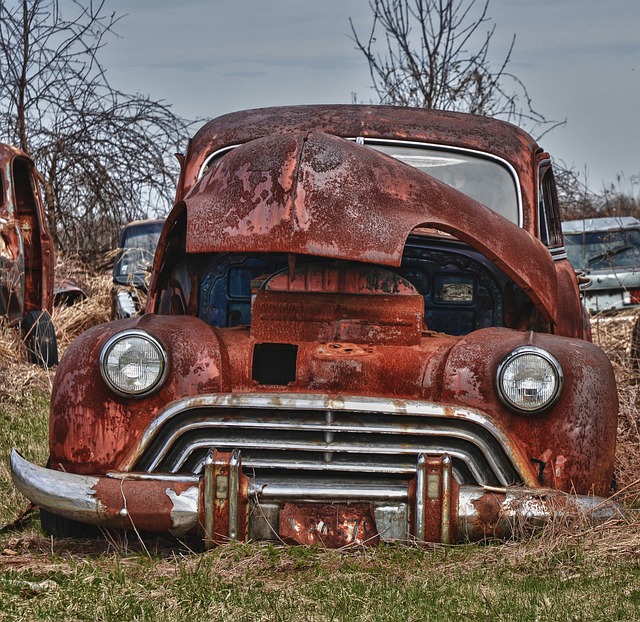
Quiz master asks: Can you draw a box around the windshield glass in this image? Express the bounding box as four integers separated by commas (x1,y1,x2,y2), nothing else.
369,143,519,224
565,229,640,271
114,222,163,280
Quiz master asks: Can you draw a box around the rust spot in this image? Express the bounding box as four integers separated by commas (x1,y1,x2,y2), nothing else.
279,503,380,547
471,492,505,527
93,478,195,533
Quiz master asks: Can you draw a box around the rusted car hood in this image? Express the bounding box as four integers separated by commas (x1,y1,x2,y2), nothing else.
182,131,557,323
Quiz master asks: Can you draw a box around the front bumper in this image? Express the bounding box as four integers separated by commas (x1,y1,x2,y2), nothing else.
11,449,622,546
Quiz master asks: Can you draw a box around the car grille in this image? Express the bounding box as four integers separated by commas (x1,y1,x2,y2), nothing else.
132,394,523,488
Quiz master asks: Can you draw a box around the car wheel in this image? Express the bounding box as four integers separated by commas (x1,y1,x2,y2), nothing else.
40,508,101,539
21,309,59,368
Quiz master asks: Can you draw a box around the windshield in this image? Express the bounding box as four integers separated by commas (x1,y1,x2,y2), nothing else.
564,229,640,271
114,222,163,281
369,143,520,224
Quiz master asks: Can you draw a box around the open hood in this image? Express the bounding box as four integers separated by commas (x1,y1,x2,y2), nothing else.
182,131,557,323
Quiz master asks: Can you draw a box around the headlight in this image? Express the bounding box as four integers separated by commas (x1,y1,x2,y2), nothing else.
100,330,167,397
497,346,563,413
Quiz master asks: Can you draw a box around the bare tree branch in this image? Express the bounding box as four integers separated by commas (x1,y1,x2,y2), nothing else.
0,0,193,260
350,0,563,138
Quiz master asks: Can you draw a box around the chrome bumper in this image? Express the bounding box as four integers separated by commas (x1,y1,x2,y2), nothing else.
11,449,623,545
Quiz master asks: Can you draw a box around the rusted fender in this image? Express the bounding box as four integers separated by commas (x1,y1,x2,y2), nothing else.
182,131,557,324
440,327,618,496
48,313,232,474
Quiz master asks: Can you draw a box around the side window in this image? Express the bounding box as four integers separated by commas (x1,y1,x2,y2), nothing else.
538,161,562,248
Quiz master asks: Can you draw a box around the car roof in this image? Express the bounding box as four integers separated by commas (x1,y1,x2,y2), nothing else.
562,216,640,233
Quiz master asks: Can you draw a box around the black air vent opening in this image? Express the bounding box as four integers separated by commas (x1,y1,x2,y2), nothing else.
252,343,298,385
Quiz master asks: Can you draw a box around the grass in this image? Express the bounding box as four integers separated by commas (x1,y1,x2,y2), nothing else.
1,278,640,620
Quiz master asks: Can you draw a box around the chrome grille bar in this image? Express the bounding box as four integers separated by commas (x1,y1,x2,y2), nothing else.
130,393,528,487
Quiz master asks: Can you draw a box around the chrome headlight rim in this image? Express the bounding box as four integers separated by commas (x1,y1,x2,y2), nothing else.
99,329,168,398
497,345,563,414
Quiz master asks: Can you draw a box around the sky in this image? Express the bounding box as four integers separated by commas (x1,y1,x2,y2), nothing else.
100,0,640,193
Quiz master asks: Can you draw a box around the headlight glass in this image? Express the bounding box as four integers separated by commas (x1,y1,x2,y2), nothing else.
100,330,167,397
497,346,563,413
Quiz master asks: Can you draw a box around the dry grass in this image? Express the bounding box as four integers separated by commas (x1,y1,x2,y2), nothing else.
0,257,112,397
590,311,640,496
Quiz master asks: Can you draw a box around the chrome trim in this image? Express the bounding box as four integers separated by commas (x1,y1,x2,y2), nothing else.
248,476,410,501
12,450,623,543
203,450,215,548
550,246,568,261
441,455,452,544
105,471,199,483
415,454,427,541
156,434,507,486
228,449,240,540
11,449,105,521
197,145,241,180
125,393,531,487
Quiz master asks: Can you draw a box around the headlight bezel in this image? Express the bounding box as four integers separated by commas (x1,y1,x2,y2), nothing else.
99,329,168,398
496,345,563,414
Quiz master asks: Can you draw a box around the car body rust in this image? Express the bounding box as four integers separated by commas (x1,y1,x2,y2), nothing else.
12,105,620,545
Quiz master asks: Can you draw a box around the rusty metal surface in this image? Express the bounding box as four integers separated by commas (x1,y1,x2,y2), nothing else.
179,105,540,235
13,450,623,545
201,449,250,546
440,327,618,496
18,105,619,546
459,486,622,541
183,130,557,323
279,502,380,546
0,143,54,318
48,312,616,497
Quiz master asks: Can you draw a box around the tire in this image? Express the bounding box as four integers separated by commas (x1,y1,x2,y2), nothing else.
21,309,59,368
40,508,101,539
632,316,640,372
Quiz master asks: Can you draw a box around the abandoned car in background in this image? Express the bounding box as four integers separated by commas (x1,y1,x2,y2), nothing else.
563,216,640,314
0,143,57,367
111,218,164,320
12,105,619,546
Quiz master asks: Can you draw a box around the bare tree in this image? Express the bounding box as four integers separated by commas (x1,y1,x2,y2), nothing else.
554,164,600,221
350,0,560,138
0,0,193,260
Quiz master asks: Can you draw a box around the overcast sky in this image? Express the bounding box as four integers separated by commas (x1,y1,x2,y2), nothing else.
101,0,640,193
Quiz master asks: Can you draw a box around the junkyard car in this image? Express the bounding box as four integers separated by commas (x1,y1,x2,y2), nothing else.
0,143,57,367
563,216,640,314
111,218,164,320
12,106,619,546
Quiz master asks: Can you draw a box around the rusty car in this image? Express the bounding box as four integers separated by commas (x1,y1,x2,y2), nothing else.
0,143,57,367
111,218,165,320
12,105,620,546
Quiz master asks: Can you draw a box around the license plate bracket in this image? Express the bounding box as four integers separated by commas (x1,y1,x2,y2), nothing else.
279,502,380,547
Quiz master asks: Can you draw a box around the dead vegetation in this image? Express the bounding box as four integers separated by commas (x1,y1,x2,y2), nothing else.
0,255,111,397
590,312,640,497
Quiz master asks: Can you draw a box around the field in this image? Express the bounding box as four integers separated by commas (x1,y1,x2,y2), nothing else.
1,273,640,621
